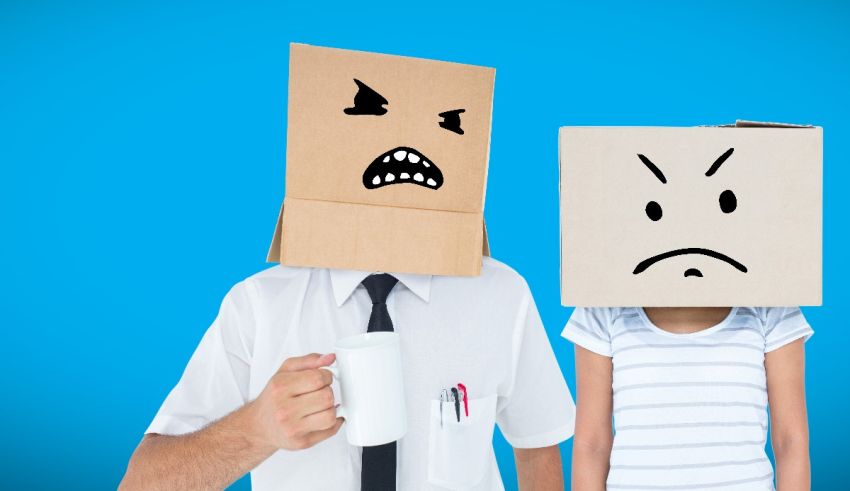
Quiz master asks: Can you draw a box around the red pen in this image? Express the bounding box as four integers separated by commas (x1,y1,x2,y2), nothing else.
457,383,469,417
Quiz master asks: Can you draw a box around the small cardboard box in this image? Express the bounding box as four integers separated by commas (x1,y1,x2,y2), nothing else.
560,121,822,307
268,44,495,276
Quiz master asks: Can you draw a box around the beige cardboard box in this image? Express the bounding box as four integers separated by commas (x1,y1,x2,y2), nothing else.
560,121,822,306
268,43,495,276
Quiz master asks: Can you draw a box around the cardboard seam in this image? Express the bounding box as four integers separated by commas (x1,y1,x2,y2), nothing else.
284,196,484,216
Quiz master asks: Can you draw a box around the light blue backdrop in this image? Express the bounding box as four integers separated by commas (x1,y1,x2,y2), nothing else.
2,1,847,489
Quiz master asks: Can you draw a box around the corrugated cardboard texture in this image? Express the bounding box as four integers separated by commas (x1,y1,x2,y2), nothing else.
270,43,495,276
560,124,822,306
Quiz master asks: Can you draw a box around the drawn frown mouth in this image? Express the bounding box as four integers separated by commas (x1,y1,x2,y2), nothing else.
362,146,443,190
633,248,748,276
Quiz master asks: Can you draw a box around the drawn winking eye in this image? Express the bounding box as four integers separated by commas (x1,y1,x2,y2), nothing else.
438,109,465,135
344,79,388,116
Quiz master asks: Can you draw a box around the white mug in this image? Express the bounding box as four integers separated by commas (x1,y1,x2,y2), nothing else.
324,331,407,447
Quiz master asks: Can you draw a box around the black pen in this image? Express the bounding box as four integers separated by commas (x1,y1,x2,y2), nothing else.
450,387,461,422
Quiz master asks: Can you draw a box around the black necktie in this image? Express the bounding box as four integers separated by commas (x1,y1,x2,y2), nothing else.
360,273,399,491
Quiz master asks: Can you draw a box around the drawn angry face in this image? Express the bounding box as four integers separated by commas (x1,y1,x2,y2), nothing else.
558,124,822,306
343,78,462,191
633,148,748,278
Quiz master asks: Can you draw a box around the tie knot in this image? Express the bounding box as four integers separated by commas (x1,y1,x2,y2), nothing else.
361,273,398,305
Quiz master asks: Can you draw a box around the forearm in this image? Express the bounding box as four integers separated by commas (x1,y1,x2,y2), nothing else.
571,345,613,491
765,339,810,491
120,401,275,491
773,437,810,491
571,439,610,491
514,445,563,490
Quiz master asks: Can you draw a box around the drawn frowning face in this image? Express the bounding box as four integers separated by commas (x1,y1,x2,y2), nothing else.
559,125,822,306
633,148,748,278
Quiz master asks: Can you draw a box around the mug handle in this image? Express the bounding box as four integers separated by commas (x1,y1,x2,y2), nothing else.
320,363,347,420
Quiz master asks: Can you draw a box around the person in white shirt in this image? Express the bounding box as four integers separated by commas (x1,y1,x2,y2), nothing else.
120,259,575,490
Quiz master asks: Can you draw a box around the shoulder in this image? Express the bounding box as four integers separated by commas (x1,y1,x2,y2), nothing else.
570,307,628,329
478,256,529,290
242,264,315,282
431,256,530,290
428,257,533,312
232,264,323,302
743,307,804,332
574,307,628,322
562,307,625,357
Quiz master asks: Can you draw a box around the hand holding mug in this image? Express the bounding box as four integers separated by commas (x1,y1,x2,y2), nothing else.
250,353,344,451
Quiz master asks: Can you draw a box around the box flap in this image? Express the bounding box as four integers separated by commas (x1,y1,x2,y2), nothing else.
702,120,817,128
267,200,491,266
266,203,285,263
273,198,485,276
734,120,816,128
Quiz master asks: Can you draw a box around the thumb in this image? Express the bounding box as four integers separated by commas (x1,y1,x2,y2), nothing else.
279,353,336,372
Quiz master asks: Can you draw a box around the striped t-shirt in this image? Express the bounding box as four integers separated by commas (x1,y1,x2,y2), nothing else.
562,307,813,491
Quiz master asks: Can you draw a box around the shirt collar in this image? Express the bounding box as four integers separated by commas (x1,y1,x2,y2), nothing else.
328,269,432,307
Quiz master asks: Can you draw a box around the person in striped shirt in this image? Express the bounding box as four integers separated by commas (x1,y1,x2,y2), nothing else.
563,307,812,490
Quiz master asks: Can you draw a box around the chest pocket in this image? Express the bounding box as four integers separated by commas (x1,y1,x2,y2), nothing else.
427,394,498,489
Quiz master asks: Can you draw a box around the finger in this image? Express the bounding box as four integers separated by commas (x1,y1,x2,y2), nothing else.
302,417,345,448
292,387,336,418
287,368,334,396
300,406,340,434
279,353,336,373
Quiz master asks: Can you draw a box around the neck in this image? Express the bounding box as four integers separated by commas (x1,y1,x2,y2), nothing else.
643,307,733,334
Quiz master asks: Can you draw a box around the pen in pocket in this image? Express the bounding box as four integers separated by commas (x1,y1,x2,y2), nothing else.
439,383,470,427
450,387,460,422
457,383,469,417
439,389,451,428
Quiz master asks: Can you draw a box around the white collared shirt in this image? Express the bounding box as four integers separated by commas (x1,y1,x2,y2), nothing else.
146,257,575,490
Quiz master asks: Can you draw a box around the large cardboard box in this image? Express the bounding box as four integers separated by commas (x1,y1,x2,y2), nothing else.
268,44,495,276
560,121,822,307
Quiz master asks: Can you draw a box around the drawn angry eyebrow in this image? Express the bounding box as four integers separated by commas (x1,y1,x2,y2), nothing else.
637,154,667,184
705,148,735,177
343,79,388,116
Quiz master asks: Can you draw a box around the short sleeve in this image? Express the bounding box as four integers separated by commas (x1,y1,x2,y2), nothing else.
496,290,576,448
146,282,256,435
560,307,612,357
763,307,814,352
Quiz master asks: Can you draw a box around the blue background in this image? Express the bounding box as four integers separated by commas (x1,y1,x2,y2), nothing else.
2,1,847,489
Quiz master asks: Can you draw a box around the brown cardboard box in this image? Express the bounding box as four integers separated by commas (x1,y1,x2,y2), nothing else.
268,44,495,276
560,121,822,306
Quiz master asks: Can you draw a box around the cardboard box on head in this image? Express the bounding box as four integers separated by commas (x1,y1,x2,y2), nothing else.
268,43,495,276
560,121,822,307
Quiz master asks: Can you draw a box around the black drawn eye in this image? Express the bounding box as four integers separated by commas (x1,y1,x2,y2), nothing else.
645,201,662,221
438,109,465,135
719,189,737,213
343,79,388,116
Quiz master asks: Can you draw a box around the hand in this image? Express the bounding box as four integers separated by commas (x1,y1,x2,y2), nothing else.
249,353,344,451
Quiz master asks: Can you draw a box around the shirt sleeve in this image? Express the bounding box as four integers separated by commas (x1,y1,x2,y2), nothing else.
763,307,814,352
560,307,612,357
496,288,576,448
146,281,255,435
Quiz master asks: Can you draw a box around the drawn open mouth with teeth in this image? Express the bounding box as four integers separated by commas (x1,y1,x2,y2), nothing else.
362,146,444,190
